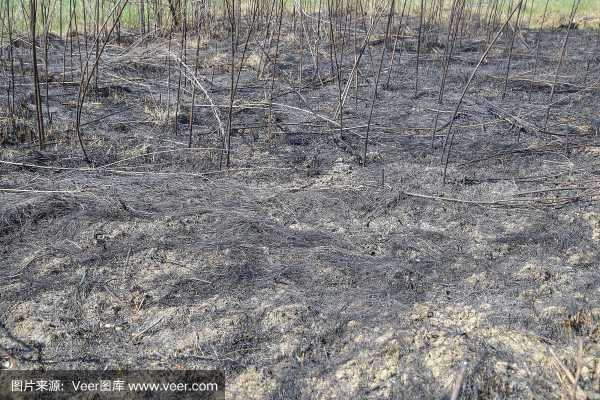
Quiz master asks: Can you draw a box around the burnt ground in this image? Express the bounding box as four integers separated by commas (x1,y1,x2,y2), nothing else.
1,20,600,399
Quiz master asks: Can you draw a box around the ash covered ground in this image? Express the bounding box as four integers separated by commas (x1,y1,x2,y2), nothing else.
1,19,600,399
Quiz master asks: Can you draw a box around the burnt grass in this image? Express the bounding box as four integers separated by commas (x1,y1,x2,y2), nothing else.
1,19,600,399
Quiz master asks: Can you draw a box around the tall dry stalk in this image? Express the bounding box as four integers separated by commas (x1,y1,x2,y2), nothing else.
74,0,130,163
222,0,238,168
139,0,145,35
267,0,284,117
529,0,549,101
327,0,344,140
543,0,580,132
94,0,100,88
6,0,16,124
415,0,424,96
385,0,409,87
363,0,396,164
30,0,46,149
188,10,203,148
501,0,522,99
174,0,188,135
41,0,52,125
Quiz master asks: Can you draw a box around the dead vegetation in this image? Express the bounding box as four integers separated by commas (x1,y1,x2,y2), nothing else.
1,0,600,398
